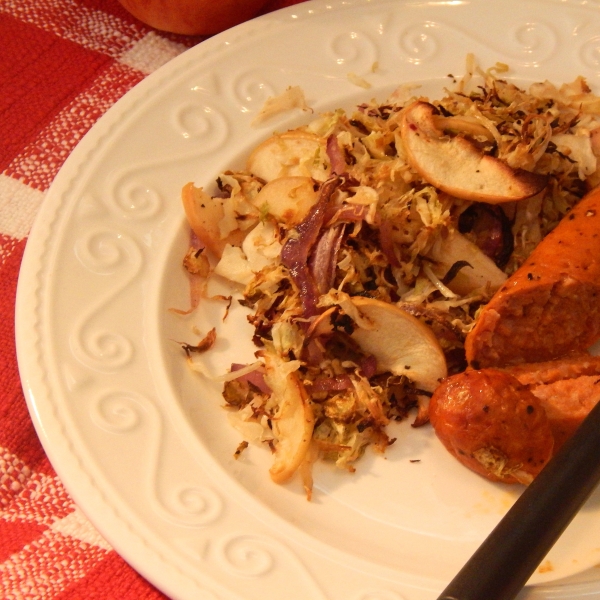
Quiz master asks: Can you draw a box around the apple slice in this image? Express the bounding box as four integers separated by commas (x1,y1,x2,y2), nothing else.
400,101,548,203
251,176,319,227
246,131,330,183
262,351,315,484
427,229,507,295
431,114,495,141
348,297,447,393
313,296,447,393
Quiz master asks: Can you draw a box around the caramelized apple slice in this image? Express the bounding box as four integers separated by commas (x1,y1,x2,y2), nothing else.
263,351,315,484
427,229,507,295
246,131,330,183
251,176,319,227
400,101,547,203
348,297,447,393
314,295,447,393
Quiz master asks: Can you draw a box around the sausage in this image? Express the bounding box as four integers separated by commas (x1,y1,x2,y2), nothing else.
465,186,600,368
429,369,554,484
504,354,600,451
502,353,600,386
527,375,600,451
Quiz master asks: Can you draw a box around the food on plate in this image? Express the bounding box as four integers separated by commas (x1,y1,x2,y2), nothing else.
401,101,549,203
340,296,447,393
429,369,554,484
251,86,311,126
182,182,251,257
262,350,315,485
430,353,600,481
434,187,600,482
427,228,507,296
246,131,330,182
179,59,600,495
503,353,600,387
251,176,320,228
465,185,600,368
504,354,600,451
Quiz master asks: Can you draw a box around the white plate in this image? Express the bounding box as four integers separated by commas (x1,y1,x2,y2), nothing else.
15,0,600,598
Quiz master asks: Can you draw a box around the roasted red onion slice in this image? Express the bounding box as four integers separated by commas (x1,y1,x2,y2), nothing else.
326,134,346,175
359,354,378,379
231,363,271,394
309,224,345,294
303,338,325,366
281,176,341,316
309,374,353,393
458,204,514,268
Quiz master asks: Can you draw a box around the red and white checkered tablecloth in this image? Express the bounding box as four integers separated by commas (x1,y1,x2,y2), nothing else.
0,1,303,597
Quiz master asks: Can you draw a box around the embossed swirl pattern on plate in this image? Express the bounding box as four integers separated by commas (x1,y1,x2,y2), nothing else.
73,227,141,276
507,21,559,64
328,29,379,71
109,177,164,221
92,389,224,528
579,34,600,70
218,535,275,577
396,19,558,65
232,70,278,113
397,21,441,64
71,229,141,371
172,102,229,151
92,390,145,433
107,102,229,221
215,534,328,598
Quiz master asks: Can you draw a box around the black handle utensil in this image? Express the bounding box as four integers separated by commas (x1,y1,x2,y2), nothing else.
436,398,600,600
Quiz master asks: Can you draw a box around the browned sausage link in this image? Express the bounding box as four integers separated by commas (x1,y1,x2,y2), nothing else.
429,369,554,484
465,186,600,368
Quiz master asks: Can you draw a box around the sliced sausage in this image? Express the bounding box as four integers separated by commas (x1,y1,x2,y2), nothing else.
527,375,600,451
503,353,600,386
504,354,600,451
465,186,600,368
429,369,554,484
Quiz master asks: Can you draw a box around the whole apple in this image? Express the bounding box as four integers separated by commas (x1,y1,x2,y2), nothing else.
118,0,271,35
